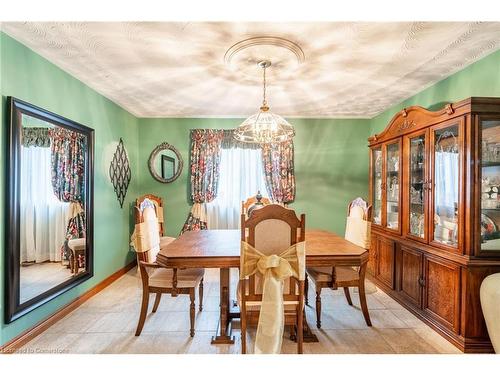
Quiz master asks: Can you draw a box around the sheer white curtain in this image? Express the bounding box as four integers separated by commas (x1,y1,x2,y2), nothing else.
206,147,268,229
20,146,69,263
435,151,459,216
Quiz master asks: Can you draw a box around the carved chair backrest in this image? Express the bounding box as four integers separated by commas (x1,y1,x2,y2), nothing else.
346,197,372,221
240,204,306,298
241,195,272,215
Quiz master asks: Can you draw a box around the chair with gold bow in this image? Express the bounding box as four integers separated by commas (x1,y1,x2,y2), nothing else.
239,204,306,354
131,198,204,337
305,197,372,329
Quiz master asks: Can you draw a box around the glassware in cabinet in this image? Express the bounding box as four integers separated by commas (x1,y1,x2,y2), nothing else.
386,142,400,231
409,134,426,239
372,147,383,225
479,119,500,252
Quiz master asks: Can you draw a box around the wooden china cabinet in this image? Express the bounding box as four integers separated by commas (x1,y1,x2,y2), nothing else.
368,97,500,353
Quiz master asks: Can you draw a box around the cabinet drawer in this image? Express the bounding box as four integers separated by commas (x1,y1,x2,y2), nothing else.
399,245,423,308
376,237,395,289
423,254,461,333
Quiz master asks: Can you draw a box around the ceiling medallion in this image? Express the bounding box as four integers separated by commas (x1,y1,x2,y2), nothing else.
224,36,305,82
224,36,305,66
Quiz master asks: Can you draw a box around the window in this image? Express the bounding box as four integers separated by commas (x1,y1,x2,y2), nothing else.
20,146,69,263
206,147,268,229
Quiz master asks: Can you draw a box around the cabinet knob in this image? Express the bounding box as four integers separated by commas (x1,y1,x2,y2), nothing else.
418,276,425,287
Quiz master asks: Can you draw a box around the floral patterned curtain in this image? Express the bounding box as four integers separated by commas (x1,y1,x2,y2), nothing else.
22,127,51,148
261,140,296,203
49,127,87,263
181,129,224,234
49,128,86,203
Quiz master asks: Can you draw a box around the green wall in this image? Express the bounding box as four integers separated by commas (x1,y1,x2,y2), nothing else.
0,33,139,345
138,117,371,237
370,49,500,134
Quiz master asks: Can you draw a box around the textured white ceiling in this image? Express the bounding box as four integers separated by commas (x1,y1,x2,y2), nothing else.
2,22,500,118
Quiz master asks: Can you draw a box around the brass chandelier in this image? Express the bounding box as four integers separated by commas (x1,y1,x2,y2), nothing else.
233,60,295,144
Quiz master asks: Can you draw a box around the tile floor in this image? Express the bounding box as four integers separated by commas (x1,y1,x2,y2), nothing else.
20,262,74,303
17,268,462,354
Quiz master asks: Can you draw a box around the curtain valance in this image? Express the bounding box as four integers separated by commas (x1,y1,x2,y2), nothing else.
221,129,261,150
22,127,51,148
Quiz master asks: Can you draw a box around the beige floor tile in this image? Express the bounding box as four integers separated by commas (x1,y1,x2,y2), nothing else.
372,292,405,310
312,329,396,354
368,309,408,329
66,332,130,354
43,309,104,334
389,308,428,329
105,332,191,354
377,328,440,354
85,311,138,333
305,306,370,329
16,266,463,354
318,293,386,310
413,326,462,354
18,332,80,354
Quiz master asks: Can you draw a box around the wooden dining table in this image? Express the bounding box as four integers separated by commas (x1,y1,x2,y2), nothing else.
156,229,368,345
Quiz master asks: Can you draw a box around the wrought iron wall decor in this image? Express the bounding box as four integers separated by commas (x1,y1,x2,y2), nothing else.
109,138,131,208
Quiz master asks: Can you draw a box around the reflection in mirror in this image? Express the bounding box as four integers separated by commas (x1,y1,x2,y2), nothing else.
433,124,459,247
155,149,178,180
148,142,183,183
19,114,87,304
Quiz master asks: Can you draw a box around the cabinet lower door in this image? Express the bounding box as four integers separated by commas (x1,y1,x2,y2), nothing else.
399,246,423,308
423,255,461,333
376,237,395,288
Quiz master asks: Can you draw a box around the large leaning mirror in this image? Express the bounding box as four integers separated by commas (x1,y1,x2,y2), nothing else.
148,142,183,183
5,97,94,323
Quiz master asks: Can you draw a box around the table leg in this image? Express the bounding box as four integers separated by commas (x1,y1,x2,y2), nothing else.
358,262,372,326
301,307,319,343
211,267,235,344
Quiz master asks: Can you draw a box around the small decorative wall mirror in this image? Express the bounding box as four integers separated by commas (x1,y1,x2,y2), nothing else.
148,142,183,183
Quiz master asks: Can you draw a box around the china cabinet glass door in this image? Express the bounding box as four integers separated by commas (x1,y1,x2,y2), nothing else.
385,141,401,231
479,118,500,252
431,122,461,249
372,147,383,226
407,132,428,240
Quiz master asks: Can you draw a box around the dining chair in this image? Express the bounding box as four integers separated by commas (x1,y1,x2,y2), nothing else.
239,204,306,354
241,192,272,216
305,197,372,328
131,199,204,337
135,194,177,248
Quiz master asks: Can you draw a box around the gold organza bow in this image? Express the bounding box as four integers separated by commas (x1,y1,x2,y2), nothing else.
240,241,306,354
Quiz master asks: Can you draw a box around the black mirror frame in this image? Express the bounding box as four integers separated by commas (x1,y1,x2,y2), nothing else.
5,97,95,323
148,142,183,183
